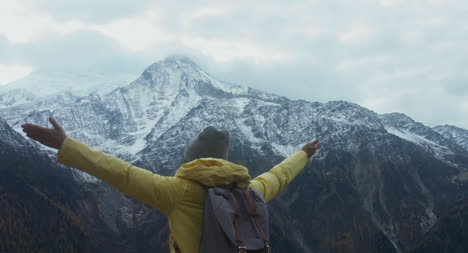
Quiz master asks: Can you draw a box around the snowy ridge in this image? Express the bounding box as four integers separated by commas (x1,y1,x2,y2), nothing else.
1,56,466,172
380,113,467,168
0,71,136,98
385,127,442,147
384,126,454,163
0,88,36,109
433,124,468,151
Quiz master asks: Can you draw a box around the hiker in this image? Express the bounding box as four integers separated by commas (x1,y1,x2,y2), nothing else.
21,117,321,253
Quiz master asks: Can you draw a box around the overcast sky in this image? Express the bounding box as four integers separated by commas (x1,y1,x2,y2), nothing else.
1,0,467,129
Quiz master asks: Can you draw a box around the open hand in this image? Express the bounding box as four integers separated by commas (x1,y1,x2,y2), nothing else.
301,139,321,158
21,117,67,149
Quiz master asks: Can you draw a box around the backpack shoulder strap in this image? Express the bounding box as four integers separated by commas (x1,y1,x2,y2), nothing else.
242,188,271,253
228,190,247,253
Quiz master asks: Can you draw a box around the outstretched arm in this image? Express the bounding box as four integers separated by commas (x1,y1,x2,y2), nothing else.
21,117,184,215
250,140,321,202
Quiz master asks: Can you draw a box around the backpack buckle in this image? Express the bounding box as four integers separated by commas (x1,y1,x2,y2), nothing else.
265,245,271,253
238,246,247,253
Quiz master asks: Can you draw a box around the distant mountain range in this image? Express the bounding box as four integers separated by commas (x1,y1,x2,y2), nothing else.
0,56,467,253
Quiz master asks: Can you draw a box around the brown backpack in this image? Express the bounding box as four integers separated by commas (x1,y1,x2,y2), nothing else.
198,185,271,253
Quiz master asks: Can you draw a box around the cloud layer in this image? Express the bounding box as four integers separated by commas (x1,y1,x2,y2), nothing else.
1,0,467,129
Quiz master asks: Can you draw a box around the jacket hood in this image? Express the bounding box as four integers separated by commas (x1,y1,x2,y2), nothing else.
175,158,251,188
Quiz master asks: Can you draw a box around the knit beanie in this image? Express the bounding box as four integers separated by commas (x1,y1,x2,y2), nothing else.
183,126,230,163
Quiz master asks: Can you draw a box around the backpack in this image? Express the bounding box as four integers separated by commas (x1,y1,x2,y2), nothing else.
198,185,271,253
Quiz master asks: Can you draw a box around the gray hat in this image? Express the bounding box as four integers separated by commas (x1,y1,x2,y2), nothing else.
183,126,230,163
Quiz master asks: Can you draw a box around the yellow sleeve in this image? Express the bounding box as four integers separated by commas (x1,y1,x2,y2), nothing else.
250,151,308,202
56,136,184,215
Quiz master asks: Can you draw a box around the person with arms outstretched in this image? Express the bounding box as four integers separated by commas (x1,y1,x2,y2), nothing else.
21,117,321,253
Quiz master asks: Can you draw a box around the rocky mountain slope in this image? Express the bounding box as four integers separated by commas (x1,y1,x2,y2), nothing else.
433,125,468,151
1,55,467,253
410,189,468,253
0,117,99,253
0,117,170,253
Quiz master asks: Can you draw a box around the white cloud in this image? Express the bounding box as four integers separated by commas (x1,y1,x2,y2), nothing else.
0,2,173,53
0,1,52,43
1,0,468,129
423,17,447,26
90,11,174,52
338,25,375,45
380,0,449,7
0,64,33,86
393,66,433,79
399,31,423,44
185,5,235,23
426,0,450,5
462,101,468,111
0,1,89,43
180,35,295,64
379,0,402,7
361,93,401,113
290,23,322,39
54,21,88,35
336,54,391,73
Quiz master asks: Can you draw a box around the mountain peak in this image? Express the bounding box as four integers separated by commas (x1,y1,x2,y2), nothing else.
163,55,198,66
143,55,201,74
381,112,415,125
135,55,287,102
141,55,203,82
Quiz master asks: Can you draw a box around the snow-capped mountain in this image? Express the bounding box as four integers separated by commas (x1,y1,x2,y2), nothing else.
1,55,467,253
2,56,464,171
433,124,468,151
1,56,287,159
0,70,137,108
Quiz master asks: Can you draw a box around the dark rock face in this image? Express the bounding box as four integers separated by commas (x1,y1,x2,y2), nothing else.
0,118,169,253
1,56,467,253
410,189,468,253
0,118,98,253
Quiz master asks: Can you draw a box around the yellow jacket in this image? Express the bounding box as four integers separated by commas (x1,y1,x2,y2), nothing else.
57,136,309,253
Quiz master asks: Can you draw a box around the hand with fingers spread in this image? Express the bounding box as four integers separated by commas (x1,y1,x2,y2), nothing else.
21,117,67,149
301,139,321,158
